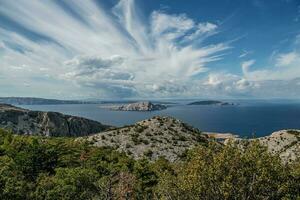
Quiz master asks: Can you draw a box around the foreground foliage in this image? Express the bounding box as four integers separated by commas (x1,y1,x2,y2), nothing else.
0,129,299,199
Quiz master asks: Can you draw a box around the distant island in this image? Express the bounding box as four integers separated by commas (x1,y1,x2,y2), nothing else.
110,101,167,111
0,97,93,105
188,100,235,106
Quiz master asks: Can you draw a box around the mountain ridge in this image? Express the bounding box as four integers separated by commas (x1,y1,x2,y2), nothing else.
0,104,111,136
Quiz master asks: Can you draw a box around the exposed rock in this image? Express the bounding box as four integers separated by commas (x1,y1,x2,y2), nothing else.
225,130,300,163
83,116,208,162
204,132,239,142
0,104,111,136
111,101,167,111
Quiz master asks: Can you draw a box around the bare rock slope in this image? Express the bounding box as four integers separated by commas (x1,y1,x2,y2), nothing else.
0,104,110,137
258,130,300,163
226,130,300,163
85,116,208,161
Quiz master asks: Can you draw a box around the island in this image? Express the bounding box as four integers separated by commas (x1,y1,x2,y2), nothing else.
0,97,94,105
110,101,167,111
187,100,235,106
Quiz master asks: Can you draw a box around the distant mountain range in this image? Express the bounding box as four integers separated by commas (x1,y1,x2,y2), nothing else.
0,97,178,106
0,97,94,105
187,100,235,106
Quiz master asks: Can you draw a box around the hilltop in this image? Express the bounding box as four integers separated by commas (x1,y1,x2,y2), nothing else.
84,116,208,161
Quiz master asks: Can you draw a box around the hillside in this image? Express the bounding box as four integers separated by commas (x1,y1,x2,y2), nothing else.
225,129,300,163
84,116,208,161
0,104,111,136
0,128,298,199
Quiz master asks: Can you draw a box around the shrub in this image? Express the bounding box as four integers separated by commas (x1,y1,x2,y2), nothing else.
144,150,153,158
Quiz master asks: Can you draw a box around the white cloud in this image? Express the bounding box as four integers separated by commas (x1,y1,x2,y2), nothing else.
1,0,300,99
239,50,253,58
0,0,230,98
151,11,195,41
197,22,218,33
241,59,255,75
184,22,218,41
276,52,298,66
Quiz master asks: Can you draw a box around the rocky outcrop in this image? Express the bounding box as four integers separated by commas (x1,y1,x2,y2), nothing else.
0,104,111,136
205,132,239,142
111,101,167,111
83,116,208,161
225,130,300,163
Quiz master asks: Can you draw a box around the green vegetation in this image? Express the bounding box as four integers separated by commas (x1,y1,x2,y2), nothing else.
134,125,147,133
0,129,299,199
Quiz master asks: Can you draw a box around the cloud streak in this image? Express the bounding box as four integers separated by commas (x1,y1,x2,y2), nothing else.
0,0,300,99
0,0,229,98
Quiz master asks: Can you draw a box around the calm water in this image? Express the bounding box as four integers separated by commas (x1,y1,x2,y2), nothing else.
21,101,300,137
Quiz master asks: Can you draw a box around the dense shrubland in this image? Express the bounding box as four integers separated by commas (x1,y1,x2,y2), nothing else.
0,129,299,200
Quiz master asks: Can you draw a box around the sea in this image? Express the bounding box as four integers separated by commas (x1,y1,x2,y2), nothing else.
20,99,300,138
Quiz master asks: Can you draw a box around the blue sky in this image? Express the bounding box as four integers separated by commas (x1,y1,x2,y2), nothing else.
0,0,300,99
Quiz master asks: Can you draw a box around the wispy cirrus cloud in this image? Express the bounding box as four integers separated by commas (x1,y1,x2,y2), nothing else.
0,0,228,98
0,0,300,99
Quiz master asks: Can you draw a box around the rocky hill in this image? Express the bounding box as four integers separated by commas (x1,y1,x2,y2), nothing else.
225,129,300,163
0,104,111,136
84,116,208,161
111,101,167,111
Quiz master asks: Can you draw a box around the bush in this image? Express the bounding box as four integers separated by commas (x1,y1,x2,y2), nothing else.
144,150,153,158
0,129,298,199
156,141,300,200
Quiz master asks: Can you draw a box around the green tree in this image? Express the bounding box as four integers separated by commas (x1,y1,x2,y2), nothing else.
156,141,300,200
34,168,100,200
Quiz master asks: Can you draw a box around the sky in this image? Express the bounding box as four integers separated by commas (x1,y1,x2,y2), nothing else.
0,0,300,99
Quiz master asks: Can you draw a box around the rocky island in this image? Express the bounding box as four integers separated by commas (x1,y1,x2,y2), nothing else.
0,104,111,136
188,100,235,106
110,101,167,111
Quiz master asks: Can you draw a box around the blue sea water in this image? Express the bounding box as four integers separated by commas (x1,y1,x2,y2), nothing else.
21,100,300,137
